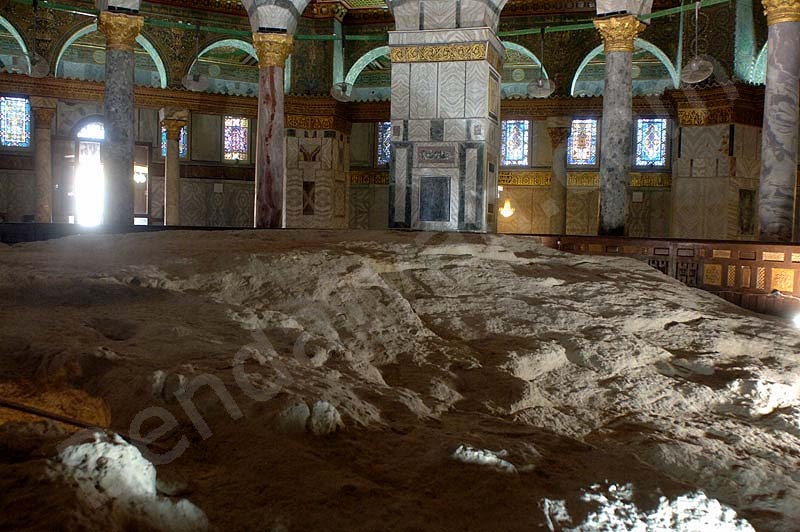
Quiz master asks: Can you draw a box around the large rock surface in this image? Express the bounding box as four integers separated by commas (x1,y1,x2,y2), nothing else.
0,230,797,530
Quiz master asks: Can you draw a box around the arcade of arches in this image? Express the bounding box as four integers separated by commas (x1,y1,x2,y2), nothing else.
0,0,798,241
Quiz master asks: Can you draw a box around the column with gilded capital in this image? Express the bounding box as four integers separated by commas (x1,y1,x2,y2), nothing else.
594,15,646,235
31,98,57,223
547,118,571,235
758,0,800,241
160,108,188,226
97,11,143,225
252,32,293,228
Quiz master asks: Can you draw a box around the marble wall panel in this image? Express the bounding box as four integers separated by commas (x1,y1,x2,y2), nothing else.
566,188,600,235
497,187,533,234
409,63,438,119
437,62,466,119
56,101,103,137
391,63,411,120
349,123,374,168
191,114,222,162
137,108,159,146
0,171,35,222
421,0,457,30
464,62,489,119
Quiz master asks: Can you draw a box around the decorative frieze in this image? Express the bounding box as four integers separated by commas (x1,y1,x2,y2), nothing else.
285,114,349,133
629,173,672,188
349,170,390,185
499,171,551,187
390,42,502,71
568,172,600,187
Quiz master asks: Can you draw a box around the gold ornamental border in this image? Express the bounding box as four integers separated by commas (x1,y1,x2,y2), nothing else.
349,170,390,185
762,0,800,25
390,42,502,71
567,172,599,187
285,114,350,134
629,173,672,188
677,106,734,127
498,170,551,187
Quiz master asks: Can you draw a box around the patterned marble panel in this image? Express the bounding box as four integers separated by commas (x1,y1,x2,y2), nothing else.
692,158,717,178
703,177,728,239
680,125,728,159
408,120,431,142
464,61,489,119
437,62,466,119
409,63,438,119
531,188,552,234
670,177,703,238
736,157,761,179
734,124,761,160
421,0,457,30
286,138,299,169
391,63,411,120
179,180,208,226
566,188,599,236
531,120,552,167
0,171,35,222
149,176,164,222
207,183,226,226
444,119,468,142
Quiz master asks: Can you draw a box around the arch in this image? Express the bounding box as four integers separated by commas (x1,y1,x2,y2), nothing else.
0,15,31,74
502,41,548,77
750,42,767,85
185,38,260,97
344,45,389,88
571,38,680,97
342,45,391,101
55,23,167,88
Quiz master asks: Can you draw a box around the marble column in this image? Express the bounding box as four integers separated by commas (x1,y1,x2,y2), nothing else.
757,0,800,242
97,11,143,226
594,15,645,236
547,118,571,235
252,32,293,229
30,98,57,223
160,109,187,226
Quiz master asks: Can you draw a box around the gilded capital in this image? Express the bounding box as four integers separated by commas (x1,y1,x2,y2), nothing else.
161,118,186,140
32,107,56,130
593,15,646,53
252,33,294,68
97,11,144,52
762,0,800,25
547,127,571,149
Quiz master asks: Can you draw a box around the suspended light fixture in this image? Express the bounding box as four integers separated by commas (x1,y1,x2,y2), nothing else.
680,1,713,84
527,28,555,99
499,198,515,218
330,28,353,102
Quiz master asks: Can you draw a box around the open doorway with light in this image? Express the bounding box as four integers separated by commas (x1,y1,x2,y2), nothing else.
74,121,104,226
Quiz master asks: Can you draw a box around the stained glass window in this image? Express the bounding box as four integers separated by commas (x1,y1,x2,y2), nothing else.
567,119,598,166
161,126,188,159
635,118,668,167
376,121,391,166
223,116,249,161
0,96,31,148
501,120,530,166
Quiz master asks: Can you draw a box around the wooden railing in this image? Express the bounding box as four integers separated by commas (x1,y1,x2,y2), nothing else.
538,235,800,318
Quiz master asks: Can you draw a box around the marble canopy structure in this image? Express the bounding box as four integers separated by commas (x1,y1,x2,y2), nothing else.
0,0,797,241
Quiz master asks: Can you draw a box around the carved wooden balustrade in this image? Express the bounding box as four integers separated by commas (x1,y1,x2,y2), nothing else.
536,235,800,318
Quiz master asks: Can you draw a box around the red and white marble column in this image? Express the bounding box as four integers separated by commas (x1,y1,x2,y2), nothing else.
252,33,293,229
